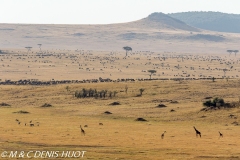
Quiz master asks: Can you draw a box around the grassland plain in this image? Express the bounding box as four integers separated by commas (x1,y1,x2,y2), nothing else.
0,50,239,81
1,12,240,160
0,79,240,159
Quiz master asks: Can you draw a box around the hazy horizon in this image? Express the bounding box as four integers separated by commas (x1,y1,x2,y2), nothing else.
1,0,240,24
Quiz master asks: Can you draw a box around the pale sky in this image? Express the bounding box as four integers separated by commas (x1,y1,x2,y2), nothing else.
1,0,240,24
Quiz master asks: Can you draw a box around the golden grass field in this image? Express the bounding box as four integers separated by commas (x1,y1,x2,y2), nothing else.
0,79,240,159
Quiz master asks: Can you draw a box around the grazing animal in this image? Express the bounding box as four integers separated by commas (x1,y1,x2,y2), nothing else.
25,123,27,126
15,119,19,122
80,125,85,136
18,122,21,125
84,125,88,127
161,131,166,139
29,120,32,123
193,126,201,138
99,123,103,125
30,124,34,127
219,131,223,138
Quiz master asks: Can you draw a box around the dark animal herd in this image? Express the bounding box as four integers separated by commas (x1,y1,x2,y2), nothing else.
1,77,222,86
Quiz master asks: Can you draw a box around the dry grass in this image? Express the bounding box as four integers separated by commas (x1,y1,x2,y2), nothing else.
1,50,240,81
1,17,240,159
0,79,240,159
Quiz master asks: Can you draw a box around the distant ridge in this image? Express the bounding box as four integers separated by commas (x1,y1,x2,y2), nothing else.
132,12,199,32
169,11,240,33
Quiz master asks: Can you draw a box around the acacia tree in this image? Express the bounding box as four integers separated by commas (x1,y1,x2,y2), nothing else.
227,50,233,56
25,47,32,54
148,70,157,79
123,46,132,57
233,50,239,57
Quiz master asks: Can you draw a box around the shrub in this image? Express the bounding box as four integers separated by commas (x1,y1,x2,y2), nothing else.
109,102,120,105
213,97,224,106
135,118,147,121
156,104,167,108
104,111,112,114
74,88,117,99
203,100,212,107
0,102,11,107
203,97,225,107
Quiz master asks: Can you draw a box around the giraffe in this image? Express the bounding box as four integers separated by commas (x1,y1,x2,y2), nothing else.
193,126,201,138
80,125,85,136
219,131,223,138
161,131,166,139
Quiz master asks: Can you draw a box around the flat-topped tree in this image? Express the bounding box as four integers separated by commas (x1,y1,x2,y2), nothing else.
233,50,239,57
123,46,132,57
25,47,32,54
227,50,233,56
148,70,156,79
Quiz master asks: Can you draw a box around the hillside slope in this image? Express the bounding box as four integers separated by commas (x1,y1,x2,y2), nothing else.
169,11,240,33
0,12,240,53
128,12,199,32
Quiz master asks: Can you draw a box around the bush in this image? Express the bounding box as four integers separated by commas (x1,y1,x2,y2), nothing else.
203,100,212,107
0,102,11,107
213,97,224,106
109,102,120,105
203,97,225,107
135,118,147,121
156,104,167,108
104,111,112,114
74,88,117,99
